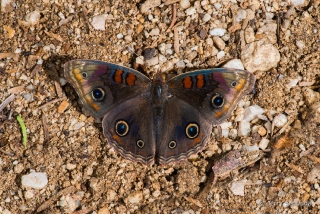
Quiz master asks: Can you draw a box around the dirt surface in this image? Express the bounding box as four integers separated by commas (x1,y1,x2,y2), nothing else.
0,0,319,213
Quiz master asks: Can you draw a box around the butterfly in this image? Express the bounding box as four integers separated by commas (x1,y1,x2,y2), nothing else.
64,60,255,165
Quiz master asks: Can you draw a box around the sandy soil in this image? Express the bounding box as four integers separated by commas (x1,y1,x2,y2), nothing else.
0,0,319,213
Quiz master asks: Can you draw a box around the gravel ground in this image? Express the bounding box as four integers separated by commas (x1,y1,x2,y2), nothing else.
0,0,319,213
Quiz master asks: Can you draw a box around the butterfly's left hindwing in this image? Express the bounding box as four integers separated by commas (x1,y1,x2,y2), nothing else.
167,68,255,125
64,60,151,118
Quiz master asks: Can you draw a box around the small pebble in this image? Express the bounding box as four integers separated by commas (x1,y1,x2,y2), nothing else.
259,138,270,150
241,41,280,73
223,59,244,70
186,7,196,16
91,14,108,31
116,33,123,39
209,28,226,36
25,11,40,26
140,0,161,13
235,9,247,22
126,191,143,204
199,29,207,39
273,114,287,128
144,48,156,60
146,57,159,66
257,126,267,136
238,120,251,136
216,51,225,59
58,100,69,114
202,14,211,22
180,0,191,9
243,105,265,122
230,180,247,196
14,163,24,173
212,37,226,50
149,28,160,36
66,163,77,170
24,190,34,200
21,172,48,189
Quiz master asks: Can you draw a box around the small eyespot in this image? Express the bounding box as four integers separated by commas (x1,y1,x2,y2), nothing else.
136,140,145,148
211,94,224,108
231,81,237,87
185,123,199,139
82,72,88,78
168,140,177,149
92,88,105,101
115,120,129,137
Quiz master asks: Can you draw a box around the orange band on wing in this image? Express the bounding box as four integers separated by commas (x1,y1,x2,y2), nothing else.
126,73,136,86
114,69,124,83
182,76,193,89
87,97,100,110
196,74,205,89
234,79,245,90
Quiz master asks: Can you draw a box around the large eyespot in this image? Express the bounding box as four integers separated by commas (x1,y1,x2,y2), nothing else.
185,123,199,139
115,120,129,137
136,140,145,148
92,88,105,101
82,72,88,78
231,81,237,87
168,140,177,149
211,94,224,108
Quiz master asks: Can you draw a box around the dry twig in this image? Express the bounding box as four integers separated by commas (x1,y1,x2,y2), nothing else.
0,94,15,112
166,4,177,32
39,97,66,109
36,186,76,212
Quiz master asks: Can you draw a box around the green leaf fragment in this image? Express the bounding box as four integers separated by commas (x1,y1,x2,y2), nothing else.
17,115,27,147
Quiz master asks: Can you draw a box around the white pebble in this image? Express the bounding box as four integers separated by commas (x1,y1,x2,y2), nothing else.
149,28,160,36
91,14,108,31
220,122,232,129
136,56,144,65
273,114,287,128
238,120,251,136
146,57,159,66
127,191,143,204
24,190,34,199
230,180,247,196
243,144,259,152
202,14,211,22
216,51,225,59
222,59,245,70
236,9,247,22
140,0,161,13
259,138,270,150
229,129,238,139
241,41,280,73
21,172,48,189
180,0,191,9
2,0,14,12
116,33,124,39
243,105,265,122
214,3,222,10
299,143,306,151
176,60,186,68
296,40,304,49
290,0,308,6
209,28,226,36
25,11,40,26
186,7,196,16
264,121,272,133
158,54,167,63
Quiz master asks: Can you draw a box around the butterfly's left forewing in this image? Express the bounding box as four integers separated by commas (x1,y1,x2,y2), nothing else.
64,60,151,118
